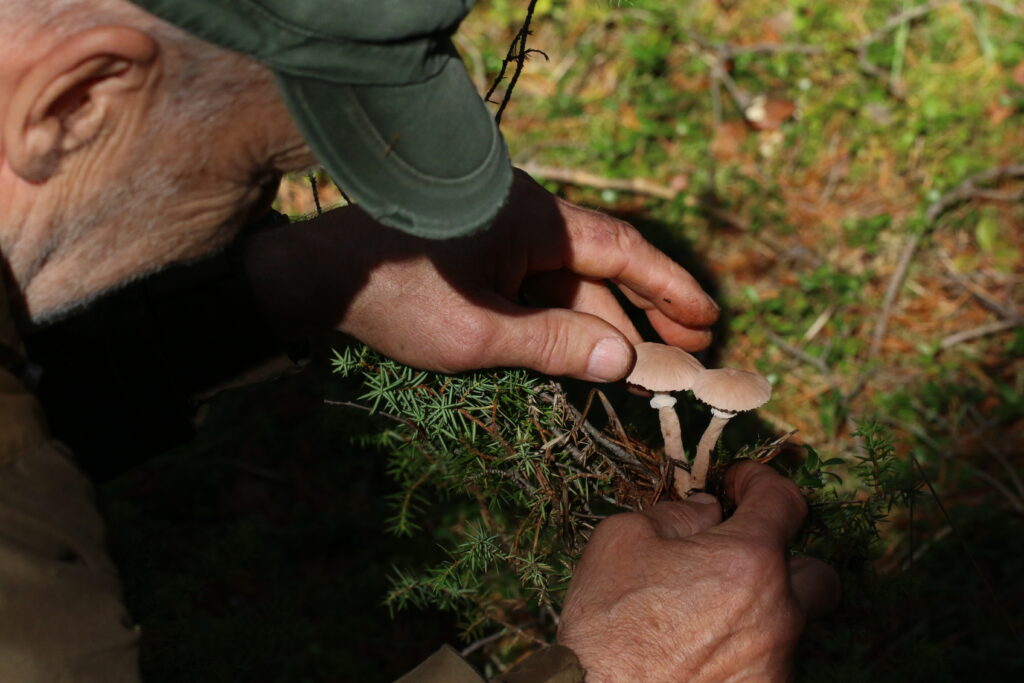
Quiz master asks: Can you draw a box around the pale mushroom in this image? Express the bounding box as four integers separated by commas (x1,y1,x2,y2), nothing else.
690,368,772,491
625,342,704,497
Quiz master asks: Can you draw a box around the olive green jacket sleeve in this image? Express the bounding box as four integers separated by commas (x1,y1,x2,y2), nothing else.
396,644,585,683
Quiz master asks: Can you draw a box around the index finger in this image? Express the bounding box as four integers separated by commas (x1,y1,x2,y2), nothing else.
556,200,720,331
718,461,808,550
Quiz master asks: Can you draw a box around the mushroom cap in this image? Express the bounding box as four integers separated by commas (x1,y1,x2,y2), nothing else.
625,342,705,392
691,367,772,413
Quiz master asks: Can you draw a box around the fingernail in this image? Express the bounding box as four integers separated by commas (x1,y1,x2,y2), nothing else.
587,337,631,382
689,493,718,505
706,294,720,312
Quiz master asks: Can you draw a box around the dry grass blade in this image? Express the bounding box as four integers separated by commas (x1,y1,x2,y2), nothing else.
518,162,683,201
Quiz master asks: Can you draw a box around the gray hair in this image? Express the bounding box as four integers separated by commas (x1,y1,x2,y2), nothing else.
0,0,268,121
0,0,280,321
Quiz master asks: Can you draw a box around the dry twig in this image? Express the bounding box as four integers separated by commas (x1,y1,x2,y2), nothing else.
936,248,1020,320
854,0,1024,97
869,164,1024,357
766,329,834,382
925,165,1024,222
323,399,418,430
539,390,649,474
721,42,825,58
485,0,548,125
517,162,683,201
940,319,1022,349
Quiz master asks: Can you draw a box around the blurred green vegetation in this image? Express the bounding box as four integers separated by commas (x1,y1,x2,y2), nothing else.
108,0,1023,680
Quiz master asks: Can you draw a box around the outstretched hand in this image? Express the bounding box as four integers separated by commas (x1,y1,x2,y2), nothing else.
245,169,718,381
558,461,841,682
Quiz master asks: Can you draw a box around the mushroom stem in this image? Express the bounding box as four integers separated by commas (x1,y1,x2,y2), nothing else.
650,394,688,496
671,463,692,499
691,412,733,491
657,405,685,464
659,406,693,497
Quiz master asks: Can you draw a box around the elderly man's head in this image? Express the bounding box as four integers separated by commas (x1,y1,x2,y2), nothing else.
0,0,314,320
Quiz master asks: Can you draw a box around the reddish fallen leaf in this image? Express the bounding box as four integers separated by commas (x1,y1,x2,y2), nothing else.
619,103,642,131
987,96,1015,126
710,120,749,162
668,71,709,92
1013,60,1024,87
745,96,797,131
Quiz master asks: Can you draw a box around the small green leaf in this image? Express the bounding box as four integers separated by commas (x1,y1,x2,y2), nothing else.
975,209,1001,254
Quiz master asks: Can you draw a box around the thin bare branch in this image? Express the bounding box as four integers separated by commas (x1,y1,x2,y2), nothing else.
854,0,1023,97
984,444,1024,505
937,248,1020,320
703,53,751,111
539,391,646,472
486,0,548,125
518,162,683,201
594,389,629,445
766,329,835,382
940,319,1023,349
721,42,824,58
857,0,1022,49
323,399,417,429
307,172,322,215
687,30,823,59
870,164,1024,357
460,628,510,657
871,231,924,357
971,467,1024,514
925,165,1024,223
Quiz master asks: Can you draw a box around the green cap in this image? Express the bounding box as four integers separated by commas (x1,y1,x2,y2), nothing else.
128,0,512,238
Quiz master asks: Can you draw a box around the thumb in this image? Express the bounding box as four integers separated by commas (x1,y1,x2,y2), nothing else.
477,301,635,382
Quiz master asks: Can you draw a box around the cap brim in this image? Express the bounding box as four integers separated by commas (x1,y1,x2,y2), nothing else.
275,54,512,239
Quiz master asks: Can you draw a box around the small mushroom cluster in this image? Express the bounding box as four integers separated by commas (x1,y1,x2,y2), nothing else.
625,342,772,497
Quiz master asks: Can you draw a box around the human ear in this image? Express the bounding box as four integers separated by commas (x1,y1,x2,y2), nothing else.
3,25,158,182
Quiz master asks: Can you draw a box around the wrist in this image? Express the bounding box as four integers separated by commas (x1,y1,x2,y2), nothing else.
560,619,790,682
242,209,368,339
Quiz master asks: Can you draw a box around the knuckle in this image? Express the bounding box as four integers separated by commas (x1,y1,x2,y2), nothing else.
655,503,700,528
591,511,650,541
502,313,571,376
775,476,810,523
604,217,643,259
718,535,785,579
645,502,718,538
570,207,636,246
530,318,571,373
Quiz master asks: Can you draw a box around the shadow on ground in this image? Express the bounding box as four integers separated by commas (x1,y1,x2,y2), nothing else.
101,365,459,683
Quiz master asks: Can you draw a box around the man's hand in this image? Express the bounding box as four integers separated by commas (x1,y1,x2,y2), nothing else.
245,170,719,382
558,462,841,682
